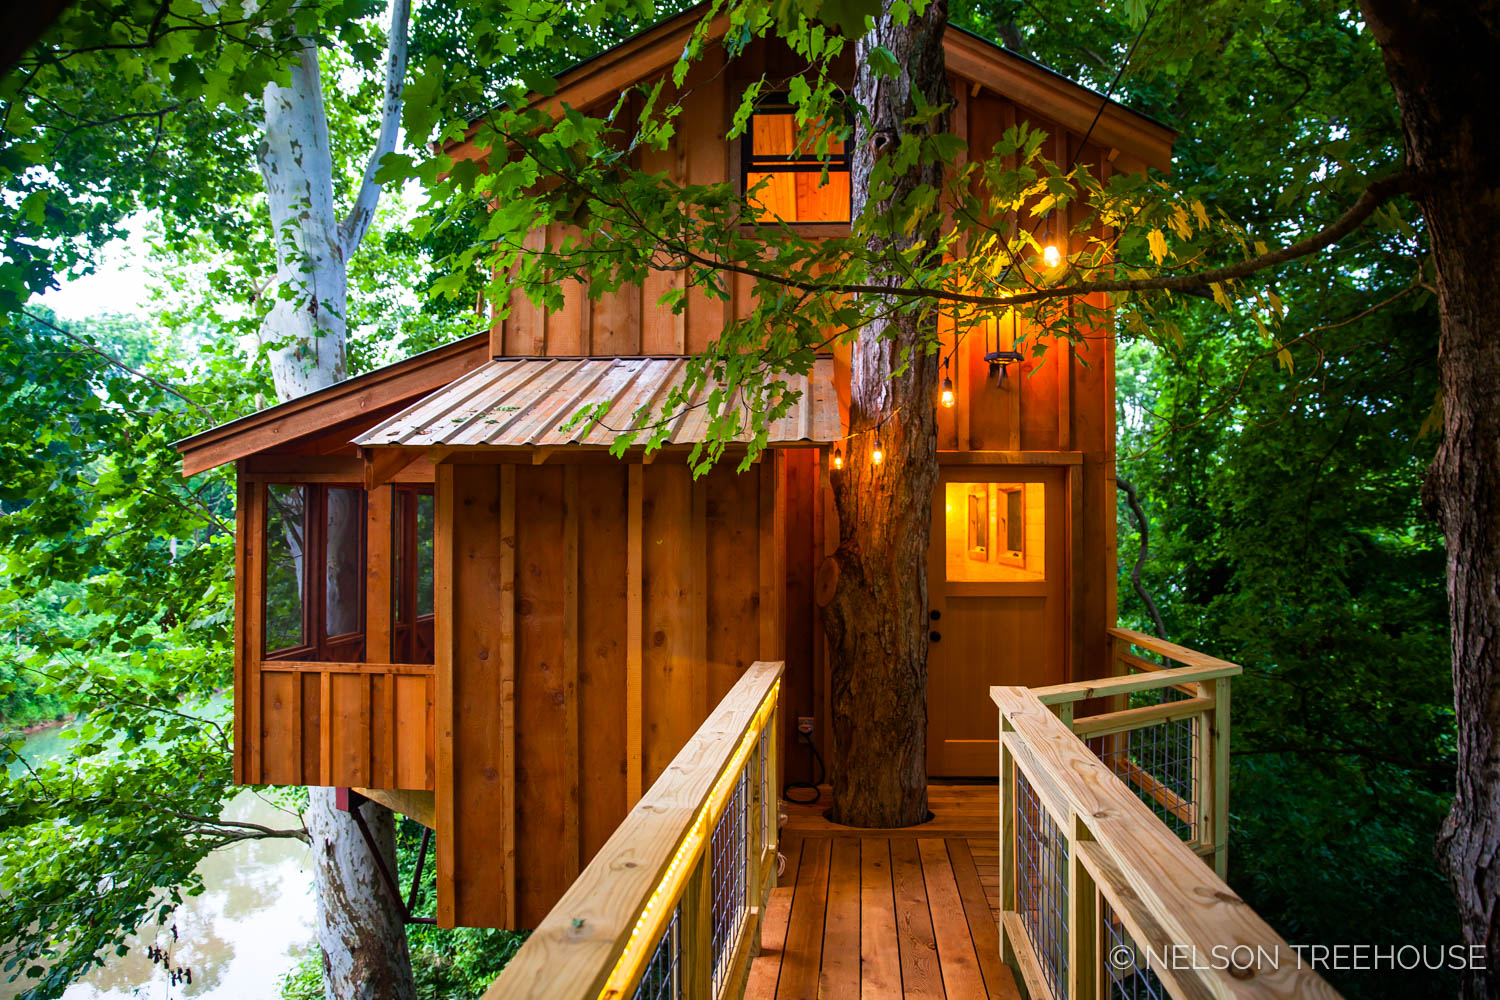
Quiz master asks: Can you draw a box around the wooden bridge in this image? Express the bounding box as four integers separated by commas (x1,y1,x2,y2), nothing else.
484,631,1343,1000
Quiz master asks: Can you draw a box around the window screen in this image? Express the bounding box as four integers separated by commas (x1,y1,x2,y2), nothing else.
265,485,307,654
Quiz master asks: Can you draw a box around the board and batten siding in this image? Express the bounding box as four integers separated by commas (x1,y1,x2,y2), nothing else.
433,455,791,929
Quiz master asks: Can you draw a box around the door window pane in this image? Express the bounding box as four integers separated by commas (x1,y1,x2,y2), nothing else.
324,487,363,638
265,485,306,652
943,481,1045,582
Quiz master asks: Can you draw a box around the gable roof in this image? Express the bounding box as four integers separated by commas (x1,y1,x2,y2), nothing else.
451,5,1175,172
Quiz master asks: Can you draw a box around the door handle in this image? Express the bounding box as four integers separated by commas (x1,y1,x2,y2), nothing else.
929,630,942,643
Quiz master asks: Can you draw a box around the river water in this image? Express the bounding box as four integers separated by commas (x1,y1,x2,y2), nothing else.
3,723,317,1000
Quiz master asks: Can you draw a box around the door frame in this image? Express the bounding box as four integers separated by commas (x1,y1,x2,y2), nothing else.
925,459,1076,776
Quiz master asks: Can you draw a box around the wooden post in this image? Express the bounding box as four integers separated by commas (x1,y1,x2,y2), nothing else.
627,463,644,803
1068,814,1099,1000
998,719,1016,969
682,851,713,999
1210,676,1231,879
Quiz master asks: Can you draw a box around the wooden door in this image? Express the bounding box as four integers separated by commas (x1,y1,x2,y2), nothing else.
926,465,1067,776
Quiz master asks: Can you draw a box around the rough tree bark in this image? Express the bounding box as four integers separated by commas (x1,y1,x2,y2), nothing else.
255,2,416,997
822,0,951,828
1357,2,1500,994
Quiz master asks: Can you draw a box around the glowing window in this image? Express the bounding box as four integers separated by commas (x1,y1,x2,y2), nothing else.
743,95,850,223
943,481,1045,583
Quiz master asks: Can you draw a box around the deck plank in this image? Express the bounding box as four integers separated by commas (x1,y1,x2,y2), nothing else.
819,837,863,999
918,839,988,1000
776,836,831,1000
861,838,903,998
948,838,1018,1000
744,838,802,1000
889,838,945,999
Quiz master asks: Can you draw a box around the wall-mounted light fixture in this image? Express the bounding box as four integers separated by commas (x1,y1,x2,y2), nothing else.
984,309,1025,386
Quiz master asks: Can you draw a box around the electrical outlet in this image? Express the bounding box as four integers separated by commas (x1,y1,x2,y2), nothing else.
797,716,815,735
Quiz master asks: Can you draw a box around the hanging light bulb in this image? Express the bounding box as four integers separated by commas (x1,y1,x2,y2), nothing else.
940,357,955,408
831,447,843,471
871,433,885,466
1042,242,1062,268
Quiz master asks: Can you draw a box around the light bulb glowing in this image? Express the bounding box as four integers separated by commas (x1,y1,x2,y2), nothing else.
871,440,884,465
832,447,843,471
1042,243,1062,268
940,376,955,408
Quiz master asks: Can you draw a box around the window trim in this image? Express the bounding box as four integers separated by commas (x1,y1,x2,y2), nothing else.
739,91,852,227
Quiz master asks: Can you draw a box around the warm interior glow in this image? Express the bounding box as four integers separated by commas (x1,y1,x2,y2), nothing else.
943,480,1045,582
746,105,850,223
1042,243,1062,268
746,170,850,223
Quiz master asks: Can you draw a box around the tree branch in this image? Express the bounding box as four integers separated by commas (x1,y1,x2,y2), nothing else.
1116,474,1167,638
20,309,214,420
339,0,411,257
661,170,1416,310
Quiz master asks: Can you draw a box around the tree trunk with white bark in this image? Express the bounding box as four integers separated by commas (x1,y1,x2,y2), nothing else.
255,2,416,997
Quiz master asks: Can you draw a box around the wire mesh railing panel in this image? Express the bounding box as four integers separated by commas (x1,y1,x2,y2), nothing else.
1086,715,1200,843
1101,895,1167,1000
1016,769,1070,1000
631,904,682,1000
710,768,749,994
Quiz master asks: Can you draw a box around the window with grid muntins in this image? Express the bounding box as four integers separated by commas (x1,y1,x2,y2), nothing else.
631,904,681,1000
1016,769,1070,1000
710,769,750,994
1101,896,1168,1000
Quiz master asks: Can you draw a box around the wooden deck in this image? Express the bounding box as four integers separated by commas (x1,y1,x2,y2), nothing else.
746,784,1019,1000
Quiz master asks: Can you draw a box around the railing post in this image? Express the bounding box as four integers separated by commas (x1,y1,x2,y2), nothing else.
998,717,1017,969
1209,676,1231,879
683,850,712,999
747,728,765,917
1067,815,1098,1000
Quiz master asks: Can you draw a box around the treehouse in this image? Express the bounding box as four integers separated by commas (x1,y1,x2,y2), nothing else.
178,10,1340,999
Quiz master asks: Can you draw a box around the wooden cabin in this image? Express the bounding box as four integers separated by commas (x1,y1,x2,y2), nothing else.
176,9,1175,932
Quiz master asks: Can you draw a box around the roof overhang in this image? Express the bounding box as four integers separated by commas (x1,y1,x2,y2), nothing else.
175,333,490,477
353,355,841,452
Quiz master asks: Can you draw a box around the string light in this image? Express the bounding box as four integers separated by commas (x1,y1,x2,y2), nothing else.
1042,242,1062,268
831,447,843,471
871,432,884,466
940,356,955,408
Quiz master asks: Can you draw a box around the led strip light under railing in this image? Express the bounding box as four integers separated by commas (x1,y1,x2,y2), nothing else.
599,681,780,1000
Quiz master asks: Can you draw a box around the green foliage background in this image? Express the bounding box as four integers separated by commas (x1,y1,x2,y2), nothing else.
0,1,1457,998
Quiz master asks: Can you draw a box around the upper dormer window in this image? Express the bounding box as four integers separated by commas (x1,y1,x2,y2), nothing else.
743,94,851,224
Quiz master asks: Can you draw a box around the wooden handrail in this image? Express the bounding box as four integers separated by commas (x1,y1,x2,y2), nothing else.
1032,662,1239,705
486,660,783,1000
1107,626,1244,672
992,685,1340,999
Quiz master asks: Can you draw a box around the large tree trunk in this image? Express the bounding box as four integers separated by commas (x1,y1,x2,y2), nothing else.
255,4,416,997
822,1,951,828
1358,3,1500,994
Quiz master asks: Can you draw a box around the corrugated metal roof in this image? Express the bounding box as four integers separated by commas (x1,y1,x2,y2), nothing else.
352,356,841,450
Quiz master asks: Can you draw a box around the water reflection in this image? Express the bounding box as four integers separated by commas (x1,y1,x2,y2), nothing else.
3,727,317,999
